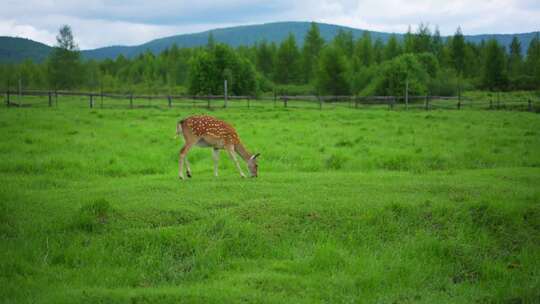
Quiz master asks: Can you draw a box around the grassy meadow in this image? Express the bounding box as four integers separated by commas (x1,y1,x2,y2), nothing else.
1,97,540,303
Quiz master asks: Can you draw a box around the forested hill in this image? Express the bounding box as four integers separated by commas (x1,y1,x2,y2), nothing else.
1,21,538,63
0,37,52,63
82,22,394,60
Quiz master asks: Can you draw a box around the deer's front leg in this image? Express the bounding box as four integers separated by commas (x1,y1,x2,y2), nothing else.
226,146,246,178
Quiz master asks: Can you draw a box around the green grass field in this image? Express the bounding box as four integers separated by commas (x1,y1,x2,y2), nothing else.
1,100,540,303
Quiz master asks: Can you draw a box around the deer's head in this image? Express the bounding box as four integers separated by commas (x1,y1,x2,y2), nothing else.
247,153,260,177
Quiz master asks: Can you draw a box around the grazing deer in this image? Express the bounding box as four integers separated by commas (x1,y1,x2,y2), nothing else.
175,115,260,179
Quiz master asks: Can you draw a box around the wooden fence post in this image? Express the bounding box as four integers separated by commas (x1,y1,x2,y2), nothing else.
168,95,172,108
284,97,288,108
247,97,251,109
528,99,533,112
48,91,52,107
319,96,323,110
55,90,58,106
89,94,94,108
100,91,104,108
207,97,211,109
405,79,409,110
224,80,228,108
6,90,10,107
489,99,493,110
273,90,277,107
424,95,429,111
130,94,133,109
457,100,461,110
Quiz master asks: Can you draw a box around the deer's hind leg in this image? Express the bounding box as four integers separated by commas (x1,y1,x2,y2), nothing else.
185,157,192,178
179,141,195,180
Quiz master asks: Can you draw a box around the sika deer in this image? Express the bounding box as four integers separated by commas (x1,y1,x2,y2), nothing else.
175,115,260,179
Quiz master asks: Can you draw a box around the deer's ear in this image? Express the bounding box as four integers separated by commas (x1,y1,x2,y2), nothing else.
251,153,260,160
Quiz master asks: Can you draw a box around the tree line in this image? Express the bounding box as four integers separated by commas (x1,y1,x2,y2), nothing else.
1,24,539,96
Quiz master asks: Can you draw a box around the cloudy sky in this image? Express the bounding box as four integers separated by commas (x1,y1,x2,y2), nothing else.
1,0,539,50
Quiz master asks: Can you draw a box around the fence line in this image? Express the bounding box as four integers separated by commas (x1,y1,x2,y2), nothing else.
3,90,538,112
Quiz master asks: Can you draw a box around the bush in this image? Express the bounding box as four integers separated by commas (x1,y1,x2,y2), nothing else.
188,44,257,96
364,53,429,96
416,52,439,78
350,64,378,95
274,84,316,96
257,74,275,94
325,153,348,170
73,199,112,232
429,68,456,95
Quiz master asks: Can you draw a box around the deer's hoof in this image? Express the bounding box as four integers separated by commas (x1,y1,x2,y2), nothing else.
178,175,185,180
187,172,192,178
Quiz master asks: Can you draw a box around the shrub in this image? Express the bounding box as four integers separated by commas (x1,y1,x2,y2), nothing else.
364,53,429,96
73,199,112,232
188,44,257,96
325,153,348,170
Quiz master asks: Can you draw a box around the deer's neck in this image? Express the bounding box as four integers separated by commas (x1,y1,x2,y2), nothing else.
234,143,252,162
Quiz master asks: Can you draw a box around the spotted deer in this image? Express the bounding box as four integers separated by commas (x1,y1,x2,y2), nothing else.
175,115,260,179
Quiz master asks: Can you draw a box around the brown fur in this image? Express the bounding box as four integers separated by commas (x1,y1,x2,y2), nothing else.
181,115,240,147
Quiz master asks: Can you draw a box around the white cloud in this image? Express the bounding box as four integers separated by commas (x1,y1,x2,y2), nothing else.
0,19,56,45
0,0,538,49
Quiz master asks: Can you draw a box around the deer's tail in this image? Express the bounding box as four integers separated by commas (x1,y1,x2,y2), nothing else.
175,119,184,139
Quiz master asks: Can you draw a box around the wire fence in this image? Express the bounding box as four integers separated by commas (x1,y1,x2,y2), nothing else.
2,90,539,112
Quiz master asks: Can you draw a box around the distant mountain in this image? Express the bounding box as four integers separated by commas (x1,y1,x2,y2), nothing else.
1,22,538,63
0,36,52,63
81,22,396,60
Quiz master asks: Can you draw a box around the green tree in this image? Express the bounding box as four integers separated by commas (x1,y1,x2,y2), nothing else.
404,26,415,54
47,25,83,89
19,59,46,89
301,22,325,83
275,33,301,84
365,53,428,96
316,46,350,95
463,42,481,78
482,39,508,91
188,44,257,95
450,27,466,75
256,40,275,78
373,39,384,64
85,60,102,91
207,32,216,49
333,29,354,57
354,31,374,67
384,34,402,61
508,36,523,81
414,23,432,53
431,27,443,61
416,52,439,78
525,33,540,88
234,57,258,95
188,51,216,94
